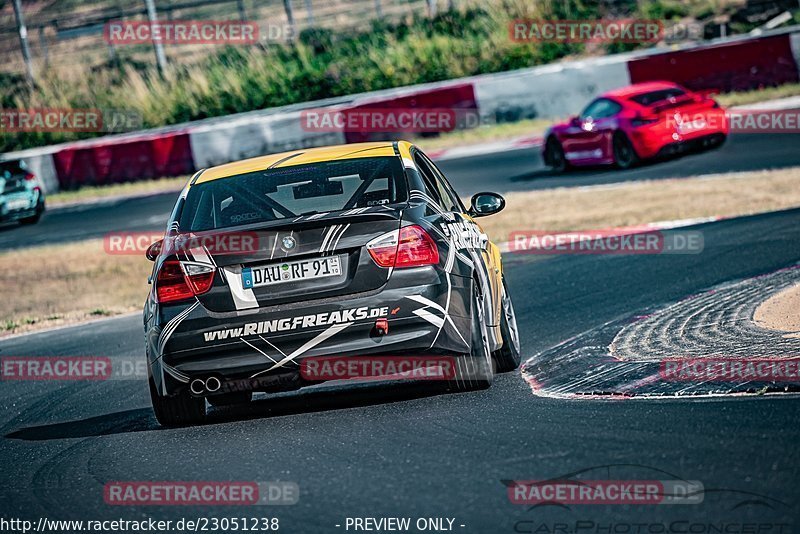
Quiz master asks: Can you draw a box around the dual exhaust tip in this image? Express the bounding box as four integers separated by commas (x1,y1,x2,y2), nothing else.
190,376,222,395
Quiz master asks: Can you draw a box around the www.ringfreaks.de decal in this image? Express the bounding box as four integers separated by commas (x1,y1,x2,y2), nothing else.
203,306,389,341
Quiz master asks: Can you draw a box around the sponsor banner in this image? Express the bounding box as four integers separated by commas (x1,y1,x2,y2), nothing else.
203,307,389,341
510,19,663,43
508,230,704,255
300,356,457,381
300,108,480,133
104,481,298,506
104,231,260,256
104,21,259,45
660,358,800,382
0,109,142,133
0,357,148,381
507,480,704,505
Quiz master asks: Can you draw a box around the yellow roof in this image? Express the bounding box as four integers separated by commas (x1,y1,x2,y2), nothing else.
194,141,413,184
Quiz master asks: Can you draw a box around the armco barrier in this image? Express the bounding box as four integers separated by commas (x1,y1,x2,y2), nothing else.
628,33,800,92
52,131,194,189
342,83,478,143
473,55,631,124
189,110,345,170
3,25,800,193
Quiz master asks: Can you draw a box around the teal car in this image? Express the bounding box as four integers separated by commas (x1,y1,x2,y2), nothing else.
0,160,45,225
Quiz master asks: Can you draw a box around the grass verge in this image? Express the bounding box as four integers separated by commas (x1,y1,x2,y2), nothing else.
47,176,189,206
476,166,800,242
3,165,800,336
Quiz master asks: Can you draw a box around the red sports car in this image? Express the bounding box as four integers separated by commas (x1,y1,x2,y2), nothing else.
543,81,728,171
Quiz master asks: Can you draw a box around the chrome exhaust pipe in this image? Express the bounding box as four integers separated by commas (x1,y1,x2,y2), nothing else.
189,378,205,395
205,376,221,393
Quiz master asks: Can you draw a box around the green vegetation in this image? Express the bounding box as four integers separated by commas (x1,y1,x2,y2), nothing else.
0,1,653,153
0,0,780,153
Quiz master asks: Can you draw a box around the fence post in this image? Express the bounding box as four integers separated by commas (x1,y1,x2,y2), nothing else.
283,0,296,41
426,0,437,18
144,0,167,73
304,0,314,25
237,0,247,21
11,0,35,87
38,26,49,68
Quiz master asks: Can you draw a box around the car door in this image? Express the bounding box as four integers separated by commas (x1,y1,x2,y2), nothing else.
564,97,622,162
416,151,502,329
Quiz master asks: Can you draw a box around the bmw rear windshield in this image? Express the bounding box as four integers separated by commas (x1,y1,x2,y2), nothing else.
181,157,408,232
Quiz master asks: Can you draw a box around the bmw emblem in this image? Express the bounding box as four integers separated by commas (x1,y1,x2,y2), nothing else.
281,236,297,251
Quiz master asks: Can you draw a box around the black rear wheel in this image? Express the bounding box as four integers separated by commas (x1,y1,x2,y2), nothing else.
545,136,567,173
19,199,44,225
612,132,638,169
149,377,206,427
450,282,493,392
493,278,521,373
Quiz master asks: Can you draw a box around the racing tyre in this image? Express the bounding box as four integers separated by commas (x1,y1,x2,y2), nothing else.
450,282,493,392
544,136,568,173
612,132,638,169
492,278,521,373
208,392,253,407
149,377,206,426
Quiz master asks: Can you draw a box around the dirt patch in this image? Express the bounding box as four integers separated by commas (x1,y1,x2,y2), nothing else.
754,283,800,339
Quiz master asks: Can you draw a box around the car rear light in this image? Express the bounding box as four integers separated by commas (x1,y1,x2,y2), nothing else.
23,172,35,182
156,260,215,303
367,225,439,268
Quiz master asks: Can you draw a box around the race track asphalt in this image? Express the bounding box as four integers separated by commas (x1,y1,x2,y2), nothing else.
1,130,799,251
1,205,798,531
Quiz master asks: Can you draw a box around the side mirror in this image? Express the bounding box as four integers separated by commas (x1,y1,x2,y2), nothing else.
145,239,163,262
469,192,505,217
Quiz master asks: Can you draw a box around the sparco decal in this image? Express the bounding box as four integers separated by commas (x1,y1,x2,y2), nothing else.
203,307,389,341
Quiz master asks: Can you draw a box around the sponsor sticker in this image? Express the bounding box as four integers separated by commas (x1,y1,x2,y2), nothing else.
203,307,389,341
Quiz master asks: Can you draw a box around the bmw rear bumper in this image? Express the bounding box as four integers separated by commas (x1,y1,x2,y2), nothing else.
147,267,475,396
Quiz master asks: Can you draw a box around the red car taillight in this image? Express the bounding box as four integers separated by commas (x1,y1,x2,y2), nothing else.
156,260,215,303
367,225,439,268
23,172,35,181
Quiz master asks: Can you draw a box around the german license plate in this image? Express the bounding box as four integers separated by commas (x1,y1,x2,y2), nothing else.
241,255,343,289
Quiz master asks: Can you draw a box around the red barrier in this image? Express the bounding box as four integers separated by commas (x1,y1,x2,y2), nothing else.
343,83,478,143
52,131,194,189
627,34,799,93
